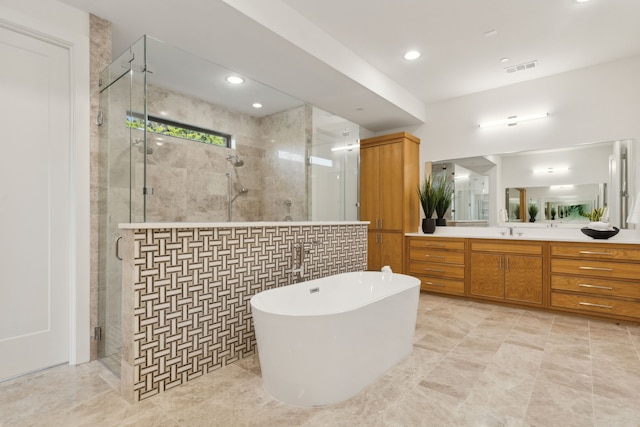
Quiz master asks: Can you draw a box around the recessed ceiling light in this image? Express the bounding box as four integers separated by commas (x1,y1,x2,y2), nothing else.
500,57,510,63
252,102,263,109
226,75,244,85
404,50,421,61
575,0,591,3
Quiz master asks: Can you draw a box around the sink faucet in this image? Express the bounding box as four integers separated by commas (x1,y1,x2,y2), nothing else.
500,227,514,236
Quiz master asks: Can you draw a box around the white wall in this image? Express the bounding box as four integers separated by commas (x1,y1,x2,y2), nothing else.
382,55,640,195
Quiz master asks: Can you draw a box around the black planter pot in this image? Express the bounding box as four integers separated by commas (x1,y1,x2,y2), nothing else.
436,218,447,226
422,218,436,234
529,218,536,222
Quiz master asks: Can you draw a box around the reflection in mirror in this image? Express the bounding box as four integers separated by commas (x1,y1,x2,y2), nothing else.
432,157,494,226
100,35,360,224
431,139,634,228
506,184,604,224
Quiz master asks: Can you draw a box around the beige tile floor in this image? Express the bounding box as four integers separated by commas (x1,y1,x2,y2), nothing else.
2,293,640,427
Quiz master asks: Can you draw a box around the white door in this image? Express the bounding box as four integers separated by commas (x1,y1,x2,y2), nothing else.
0,24,71,379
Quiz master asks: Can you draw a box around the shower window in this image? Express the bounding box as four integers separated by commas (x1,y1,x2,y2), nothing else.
126,111,232,147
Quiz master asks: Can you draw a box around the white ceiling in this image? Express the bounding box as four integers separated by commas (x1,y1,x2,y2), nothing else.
60,0,640,132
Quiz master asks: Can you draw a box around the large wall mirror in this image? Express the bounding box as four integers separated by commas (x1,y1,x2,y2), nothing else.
431,139,635,228
101,35,360,224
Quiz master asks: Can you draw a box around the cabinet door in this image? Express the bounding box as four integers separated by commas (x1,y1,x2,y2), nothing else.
360,146,380,230
367,231,380,270
470,253,504,299
504,255,543,304
380,232,404,273
379,143,403,231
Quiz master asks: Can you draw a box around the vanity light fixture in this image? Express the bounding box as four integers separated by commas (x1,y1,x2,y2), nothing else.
533,166,570,174
479,112,548,128
226,75,244,85
550,185,575,190
331,143,360,152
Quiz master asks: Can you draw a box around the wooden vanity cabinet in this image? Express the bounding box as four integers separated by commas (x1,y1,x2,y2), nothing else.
550,243,640,321
469,240,545,306
361,132,420,272
406,237,466,296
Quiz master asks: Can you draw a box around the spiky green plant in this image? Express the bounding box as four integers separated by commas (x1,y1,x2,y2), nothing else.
417,175,437,219
434,175,454,219
585,207,605,222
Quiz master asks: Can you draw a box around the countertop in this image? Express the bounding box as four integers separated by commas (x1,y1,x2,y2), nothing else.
119,221,369,229
406,226,640,244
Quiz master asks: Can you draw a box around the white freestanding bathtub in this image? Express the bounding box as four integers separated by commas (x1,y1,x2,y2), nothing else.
250,271,420,407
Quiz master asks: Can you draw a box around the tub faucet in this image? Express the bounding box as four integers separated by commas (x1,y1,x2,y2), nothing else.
291,240,324,283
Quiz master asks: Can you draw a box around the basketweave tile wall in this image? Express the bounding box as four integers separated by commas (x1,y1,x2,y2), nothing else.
126,224,367,401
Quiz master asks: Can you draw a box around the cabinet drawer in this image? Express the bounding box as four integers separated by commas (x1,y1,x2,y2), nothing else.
409,261,465,279
418,276,465,296
551,292,640,320
409,238,465,251
551,275,640,299
551,259,640,280
551,244,640,261
409,248,465,264
471,241,543,255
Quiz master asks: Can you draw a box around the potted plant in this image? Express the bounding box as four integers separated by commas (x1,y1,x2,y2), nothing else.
585,207,605,222
550,206,556,220
434,175,454,226
512,204,520,220
417,175,437,233
528,203,538,222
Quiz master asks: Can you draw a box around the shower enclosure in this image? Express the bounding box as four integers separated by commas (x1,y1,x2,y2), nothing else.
97,35,360,375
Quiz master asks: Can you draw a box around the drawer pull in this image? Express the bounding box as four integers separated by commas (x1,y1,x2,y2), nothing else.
578,283,614,290
578,266,613,272
424,243,445,247
424,268,445,273
578,250,613,256
424,281,445,287
579,302,612,309
425,255,445,259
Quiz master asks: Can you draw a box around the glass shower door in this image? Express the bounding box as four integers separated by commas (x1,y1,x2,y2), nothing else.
96,38,146,376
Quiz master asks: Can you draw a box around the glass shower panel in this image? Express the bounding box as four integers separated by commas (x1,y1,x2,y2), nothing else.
309,112,359,221
96,37,146,376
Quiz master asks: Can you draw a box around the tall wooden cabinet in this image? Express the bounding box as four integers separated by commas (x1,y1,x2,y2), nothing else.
360,132,420,272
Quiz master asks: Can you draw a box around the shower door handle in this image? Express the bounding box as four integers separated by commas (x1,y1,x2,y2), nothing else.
115,236,123,261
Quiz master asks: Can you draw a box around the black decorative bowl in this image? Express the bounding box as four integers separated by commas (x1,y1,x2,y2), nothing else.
580,227,619,239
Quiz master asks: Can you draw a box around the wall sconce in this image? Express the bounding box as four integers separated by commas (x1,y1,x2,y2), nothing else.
479,112,548,128
533,166,570,174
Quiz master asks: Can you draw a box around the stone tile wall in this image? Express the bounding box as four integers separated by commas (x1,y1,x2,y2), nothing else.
121,223,367,402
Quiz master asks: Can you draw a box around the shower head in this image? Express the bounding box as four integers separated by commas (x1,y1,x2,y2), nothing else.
227,155,244,167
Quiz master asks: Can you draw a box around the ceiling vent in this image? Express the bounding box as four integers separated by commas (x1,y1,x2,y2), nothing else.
505,60,538,74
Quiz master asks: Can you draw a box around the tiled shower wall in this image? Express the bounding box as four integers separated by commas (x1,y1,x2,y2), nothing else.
121,223,367,402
